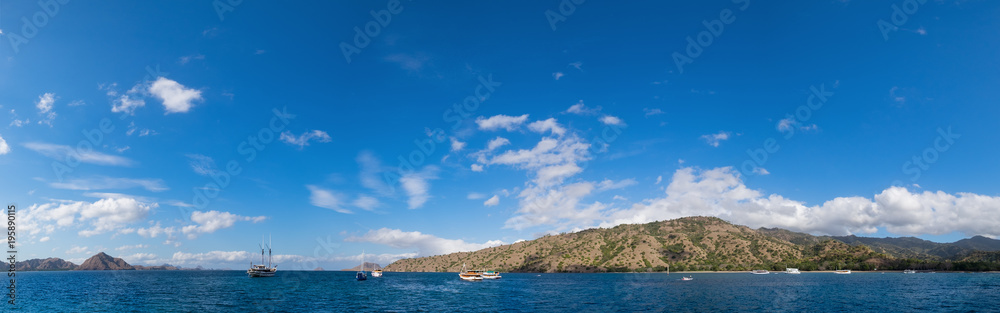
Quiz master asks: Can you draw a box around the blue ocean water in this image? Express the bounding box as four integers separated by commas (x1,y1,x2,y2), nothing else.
10,271,1000,312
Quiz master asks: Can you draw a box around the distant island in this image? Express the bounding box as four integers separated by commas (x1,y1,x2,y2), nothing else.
385,216,1000,273
16,252,190,271
340,262,381,271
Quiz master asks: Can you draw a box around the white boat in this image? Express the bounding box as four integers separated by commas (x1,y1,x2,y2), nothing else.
371,267,383,278
751,270,770,274
247,236,277,277
459,263,482,281
903,269,916,274
834,269,851,274
681,276,694,281
481,270,501,279
785,268,801,274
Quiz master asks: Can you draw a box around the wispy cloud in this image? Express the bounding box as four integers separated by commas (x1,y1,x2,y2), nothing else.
565,100,600,115
181,210,267,239
476,114,529,131
24,142,135,166
484,195,500,207
280,130,332,149
400,166,439,209
699,131,731,147
307,185,351,214
50,177,168,192
600,115,625,126
346,228,504,256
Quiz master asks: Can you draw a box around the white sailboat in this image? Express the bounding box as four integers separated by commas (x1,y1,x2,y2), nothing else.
247,235,277,277
459,263,482,281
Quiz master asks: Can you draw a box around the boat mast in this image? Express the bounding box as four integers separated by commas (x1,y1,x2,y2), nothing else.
267,234,272,268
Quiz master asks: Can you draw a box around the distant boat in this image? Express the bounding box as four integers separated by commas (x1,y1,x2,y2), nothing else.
751,270,770,275
247,236,277,278
834,269,851,274
481,270,501,279
459,263,482,281
785,268,801,274
356,250,368,281
903,269,916,274
682,276,694,281
372,266,383,278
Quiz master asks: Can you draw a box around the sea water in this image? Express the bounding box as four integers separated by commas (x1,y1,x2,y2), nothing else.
11,271,1000,312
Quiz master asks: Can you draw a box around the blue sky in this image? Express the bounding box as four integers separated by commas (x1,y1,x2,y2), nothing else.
1,0,999,269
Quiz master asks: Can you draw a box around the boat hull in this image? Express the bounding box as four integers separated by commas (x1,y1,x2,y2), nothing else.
371,271,383,278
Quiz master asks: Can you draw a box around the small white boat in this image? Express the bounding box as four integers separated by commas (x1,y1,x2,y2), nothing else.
903,269,916,274
834,269,851,274
751,270,770,275
681,276,694,281
371,268,383,278
459,263,482,281
481,270,501,279
785,268,801,274
247,236,277,278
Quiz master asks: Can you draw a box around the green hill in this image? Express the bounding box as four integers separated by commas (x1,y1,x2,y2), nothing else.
385,217,1000,273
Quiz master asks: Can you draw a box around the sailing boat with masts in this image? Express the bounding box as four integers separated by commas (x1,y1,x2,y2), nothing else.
356,250,368,281
247,235,277,277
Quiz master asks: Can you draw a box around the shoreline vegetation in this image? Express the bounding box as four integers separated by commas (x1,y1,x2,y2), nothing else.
385,217,1000,273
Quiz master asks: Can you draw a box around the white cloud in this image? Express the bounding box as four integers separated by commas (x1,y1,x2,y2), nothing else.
484,195,500,207
66,246,90,254
357,151,393,196
655,175,663,185
49,177,167,192
467,192,486,200
597,178,637,191
566,100,600,115
68,100,86,106
186,154,217,176
22,198,156,237
178,54,205,64
400,166,438,209
307,185,351,214
36,93,55,114
752,167,770,175
594,167,1000,238
149,77,203,114
39,237,50,242
476,114,529,131
346,228,504,256
111,89,146,116
643,108,665,117
181,210,268,239
700,131,731,147
121,253,159,265
777,116,796,132
136,222,175,238
35,93,57,125
353,195,380,211
24,142,135,166
568,62,583,70
487,137,510,151
600,115,625,126
0,135,9,155
527,118,566,136
449,137,466,152
280,130,332,149
552,72,564,80
470,164,484,172
116,244,149,251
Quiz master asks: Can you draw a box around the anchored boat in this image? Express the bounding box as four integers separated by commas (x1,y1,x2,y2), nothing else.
459,263,483,281
247,236,277,278
356,250,368,281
